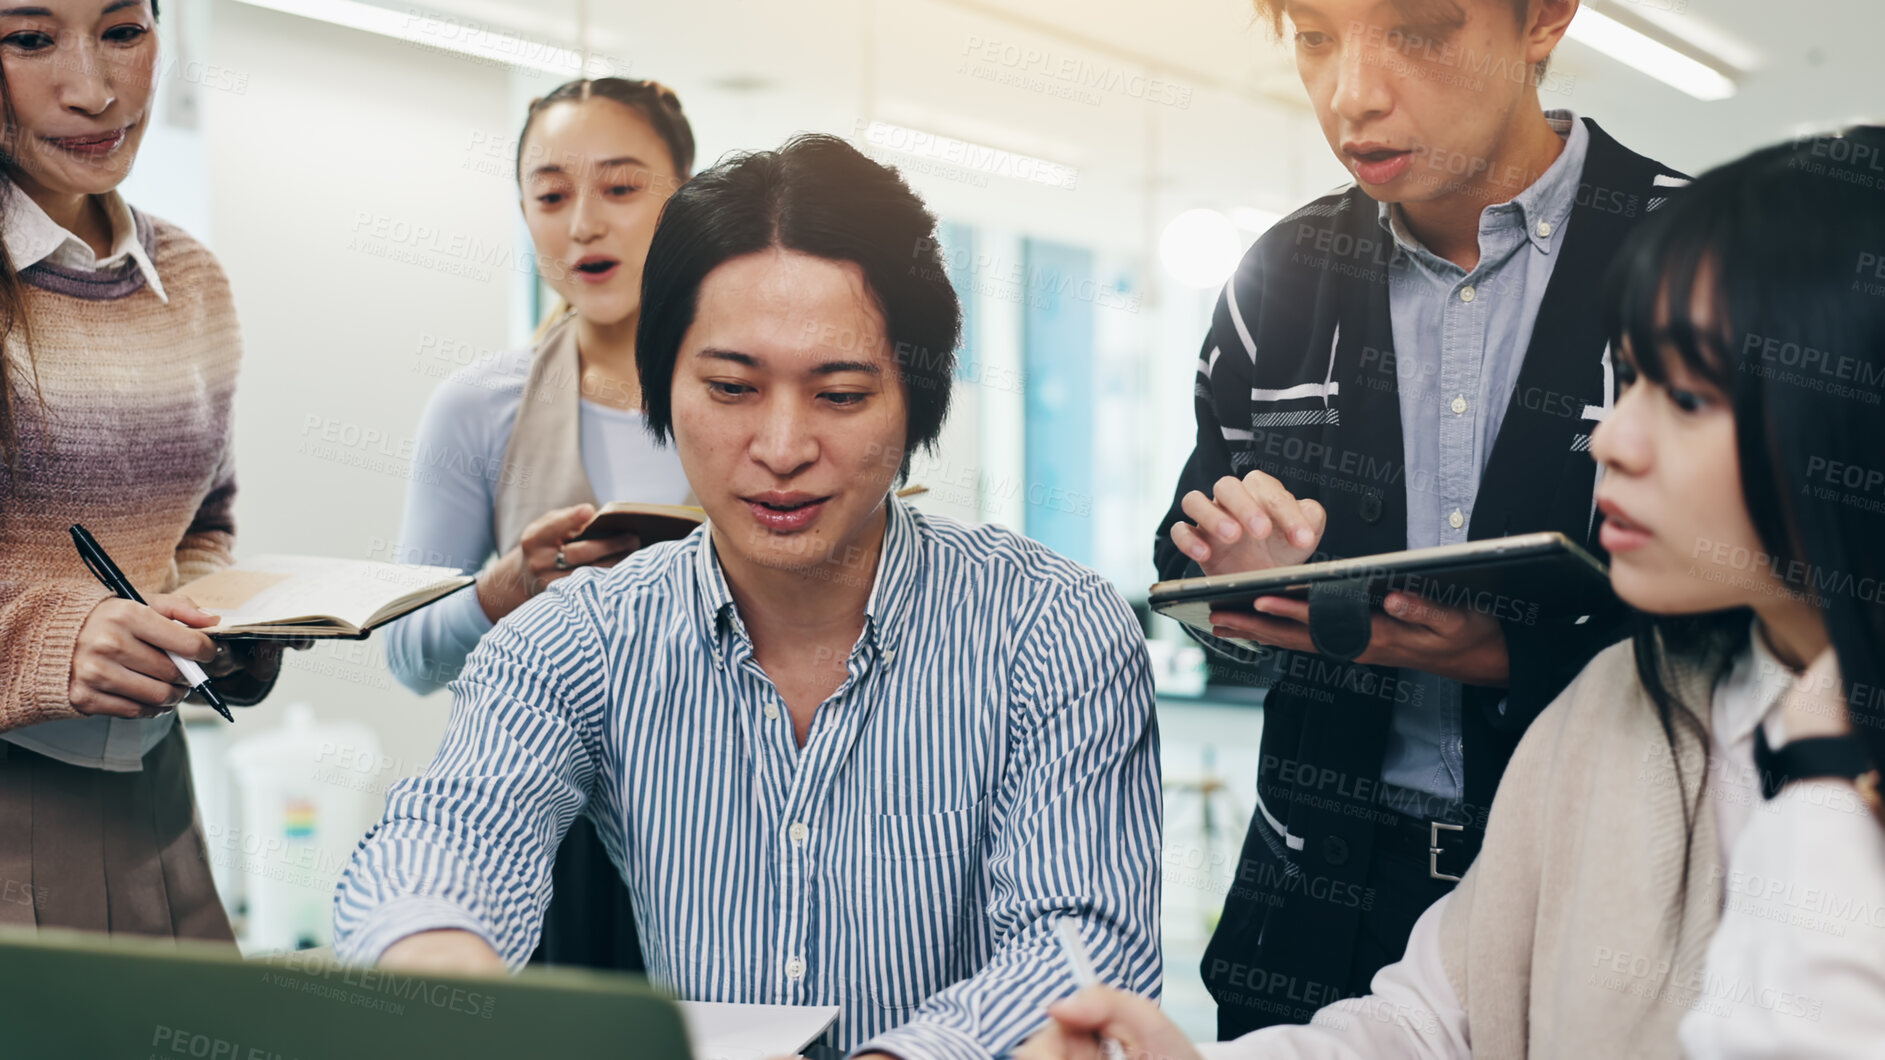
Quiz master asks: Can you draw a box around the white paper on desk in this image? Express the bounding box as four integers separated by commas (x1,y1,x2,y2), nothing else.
678,1001,841,1060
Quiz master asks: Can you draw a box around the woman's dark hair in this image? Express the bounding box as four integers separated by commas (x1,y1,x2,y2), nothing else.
634,133,961,472
514,78,694,182
1603,125,1885,847
0,75,34,471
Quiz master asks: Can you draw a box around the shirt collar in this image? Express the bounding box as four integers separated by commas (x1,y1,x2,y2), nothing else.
1377,109,1589,263
1510,109,1587,253
1,177,168,303
1714,617,1801,749
692,494,922,665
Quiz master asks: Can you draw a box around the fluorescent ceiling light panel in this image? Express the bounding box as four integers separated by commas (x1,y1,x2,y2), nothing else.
1621,4,1763,73
855,120,1080,190
1565,7,1736,101
226,0,612,78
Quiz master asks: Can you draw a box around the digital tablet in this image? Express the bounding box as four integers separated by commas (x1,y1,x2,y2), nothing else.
1149,531,1615,638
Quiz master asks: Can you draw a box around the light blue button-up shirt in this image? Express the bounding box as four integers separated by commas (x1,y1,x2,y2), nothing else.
1376,111,1589,816
334,497,1163,1058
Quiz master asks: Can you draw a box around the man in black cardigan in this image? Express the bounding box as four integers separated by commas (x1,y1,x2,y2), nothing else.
1155,0,1687,1038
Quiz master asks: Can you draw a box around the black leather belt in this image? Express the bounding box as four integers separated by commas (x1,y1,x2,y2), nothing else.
1374,811,1473,882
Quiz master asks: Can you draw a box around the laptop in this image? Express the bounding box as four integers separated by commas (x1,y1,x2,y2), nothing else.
0,928,691,1058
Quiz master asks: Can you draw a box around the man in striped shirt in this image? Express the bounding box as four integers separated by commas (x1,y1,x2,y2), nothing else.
333,135,1162,1058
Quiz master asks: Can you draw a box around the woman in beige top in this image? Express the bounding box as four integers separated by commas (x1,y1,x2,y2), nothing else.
1020,128,1885,1060
381,78,699,971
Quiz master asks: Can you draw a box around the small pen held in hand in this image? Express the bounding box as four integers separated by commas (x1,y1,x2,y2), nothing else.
68,524,232,722
1054,918,1127,1060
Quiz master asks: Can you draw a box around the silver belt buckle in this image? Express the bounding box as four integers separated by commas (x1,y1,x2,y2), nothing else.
1429,821,1464,882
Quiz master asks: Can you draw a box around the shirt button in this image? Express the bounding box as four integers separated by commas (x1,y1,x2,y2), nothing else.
788,821,809,845
784,956,804,980
1459,285,1476,303
1537,220,1553,238
1449,509,1465,529
763,703,780,721
1450,395,1467,415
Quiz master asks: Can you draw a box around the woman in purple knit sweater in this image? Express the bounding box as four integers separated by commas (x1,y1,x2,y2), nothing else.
0,0,289,939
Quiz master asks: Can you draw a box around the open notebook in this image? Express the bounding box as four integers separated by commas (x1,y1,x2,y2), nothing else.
182,555,475,639
677,1001,840,1060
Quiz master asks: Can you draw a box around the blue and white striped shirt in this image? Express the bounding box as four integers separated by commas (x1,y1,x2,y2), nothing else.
333,498,1163,1058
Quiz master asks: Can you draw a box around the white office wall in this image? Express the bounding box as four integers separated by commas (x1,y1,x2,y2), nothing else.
118,0,214,240
200,0,519,775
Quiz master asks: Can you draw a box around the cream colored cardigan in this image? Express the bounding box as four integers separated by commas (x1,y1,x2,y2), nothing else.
1437,638,1726,1059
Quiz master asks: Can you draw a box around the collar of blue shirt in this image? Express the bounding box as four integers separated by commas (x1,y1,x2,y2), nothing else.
1378,108,1590,268
692,493,922,668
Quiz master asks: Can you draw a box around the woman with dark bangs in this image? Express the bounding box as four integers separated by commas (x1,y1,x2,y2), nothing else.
1019,126,1885,1060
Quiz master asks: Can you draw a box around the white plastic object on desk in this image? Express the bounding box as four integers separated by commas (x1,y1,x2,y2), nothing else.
222,702,382,955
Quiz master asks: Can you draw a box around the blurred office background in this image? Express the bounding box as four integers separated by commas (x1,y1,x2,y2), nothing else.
129,0,1882,1037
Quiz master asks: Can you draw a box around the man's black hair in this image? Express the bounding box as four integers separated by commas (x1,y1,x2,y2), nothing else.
636,133,961,472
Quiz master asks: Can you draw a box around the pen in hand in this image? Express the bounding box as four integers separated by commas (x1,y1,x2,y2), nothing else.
68,524,232,722
1054,918,1127,1060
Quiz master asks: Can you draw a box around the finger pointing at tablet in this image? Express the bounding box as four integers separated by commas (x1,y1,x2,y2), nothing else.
1171,470,1326,576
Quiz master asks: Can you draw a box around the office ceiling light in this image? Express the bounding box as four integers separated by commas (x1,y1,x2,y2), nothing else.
1565,7,1737,102
854,120,1081,190
1160,209,1243,290
226,0,615,78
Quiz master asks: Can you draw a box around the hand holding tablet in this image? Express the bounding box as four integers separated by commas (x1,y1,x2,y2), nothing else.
1151,531,1614,682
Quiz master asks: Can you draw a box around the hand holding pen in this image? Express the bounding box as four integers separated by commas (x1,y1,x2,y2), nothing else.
1010,921,1206,1060
67,524,233,722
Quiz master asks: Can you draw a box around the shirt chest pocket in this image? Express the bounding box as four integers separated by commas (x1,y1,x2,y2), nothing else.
832,798,988,1011
871,800,983,860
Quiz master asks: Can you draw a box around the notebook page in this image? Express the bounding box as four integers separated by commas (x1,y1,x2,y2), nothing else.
194,555,466,630
677,1001,840,1060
